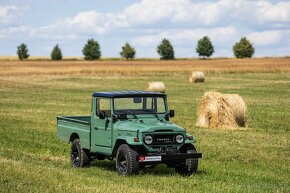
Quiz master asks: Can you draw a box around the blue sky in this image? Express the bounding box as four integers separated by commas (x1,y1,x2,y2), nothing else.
0,0,289,58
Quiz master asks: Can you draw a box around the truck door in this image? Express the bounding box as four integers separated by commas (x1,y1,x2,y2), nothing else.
91,97,112,151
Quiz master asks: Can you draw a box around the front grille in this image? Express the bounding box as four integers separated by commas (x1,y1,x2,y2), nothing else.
150,146,178,154
152,134,175,144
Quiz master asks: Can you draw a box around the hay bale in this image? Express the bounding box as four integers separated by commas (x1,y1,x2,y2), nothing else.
197,92,246,129
146,82,165,93
189,71,205,83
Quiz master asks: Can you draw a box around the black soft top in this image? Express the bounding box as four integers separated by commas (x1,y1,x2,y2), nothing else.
92,90,166,98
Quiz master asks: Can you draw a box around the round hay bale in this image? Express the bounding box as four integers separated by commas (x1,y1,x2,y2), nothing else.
196,92,246,129
189,71,205,83
222,94,247,127
146,82,165,93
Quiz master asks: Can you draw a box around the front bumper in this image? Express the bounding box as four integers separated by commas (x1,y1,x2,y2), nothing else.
138,152,202,163
162,152,202,161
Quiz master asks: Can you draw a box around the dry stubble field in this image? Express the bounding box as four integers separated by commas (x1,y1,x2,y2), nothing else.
0,58,290,193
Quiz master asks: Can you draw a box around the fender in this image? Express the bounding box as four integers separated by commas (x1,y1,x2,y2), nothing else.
116,136,143,145
184,134,196,144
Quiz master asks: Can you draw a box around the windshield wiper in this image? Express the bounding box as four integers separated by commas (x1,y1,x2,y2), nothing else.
140,109,159,119
152,113,159,119
127,111,138,119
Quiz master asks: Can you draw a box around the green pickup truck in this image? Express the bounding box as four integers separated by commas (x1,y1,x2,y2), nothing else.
57,91,202,176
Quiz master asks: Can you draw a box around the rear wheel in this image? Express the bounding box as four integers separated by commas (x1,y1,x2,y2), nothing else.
71,139,90,167
175,144,198,175
116,144,139,176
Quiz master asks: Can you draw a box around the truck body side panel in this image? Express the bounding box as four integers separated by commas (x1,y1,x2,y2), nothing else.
57,116,91,149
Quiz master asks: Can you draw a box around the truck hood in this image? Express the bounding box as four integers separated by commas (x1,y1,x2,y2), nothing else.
116,118,185,133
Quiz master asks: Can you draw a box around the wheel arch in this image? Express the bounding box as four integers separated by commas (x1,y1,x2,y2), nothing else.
69,133,79,143
112,139,127,157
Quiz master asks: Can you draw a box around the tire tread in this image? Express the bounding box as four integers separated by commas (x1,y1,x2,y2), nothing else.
71,139,90,167
116,144,139,175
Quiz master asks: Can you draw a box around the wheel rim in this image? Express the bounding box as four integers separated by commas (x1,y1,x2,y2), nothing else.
71,146,80,167
118,155,127,175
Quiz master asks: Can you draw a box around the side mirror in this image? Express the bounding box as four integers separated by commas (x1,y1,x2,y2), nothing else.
169,110,175,118
99,111,106,119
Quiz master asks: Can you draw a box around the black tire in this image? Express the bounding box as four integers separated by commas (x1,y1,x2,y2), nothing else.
71,139,90,167
175,144,198,175
116,144,139,176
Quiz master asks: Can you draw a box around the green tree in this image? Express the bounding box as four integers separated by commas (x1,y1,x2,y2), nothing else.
82,39,101,60
120,42,136,60
17,43,30,60
157,38,175,60
50,44,62,61
233,37,255,58
196,36,214,59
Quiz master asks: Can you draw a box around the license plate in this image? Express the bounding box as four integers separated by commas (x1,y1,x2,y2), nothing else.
140,156,161,162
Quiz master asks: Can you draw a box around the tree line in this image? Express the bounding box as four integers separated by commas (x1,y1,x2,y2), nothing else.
16,36,255,61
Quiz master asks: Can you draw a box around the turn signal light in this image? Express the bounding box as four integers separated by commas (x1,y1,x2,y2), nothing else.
138,156,145,161
187,136,193,140
134,137,139,142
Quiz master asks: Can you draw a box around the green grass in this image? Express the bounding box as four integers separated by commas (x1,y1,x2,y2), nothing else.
0,72,289,193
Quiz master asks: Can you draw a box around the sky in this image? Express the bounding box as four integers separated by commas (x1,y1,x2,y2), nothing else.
0,0,290,58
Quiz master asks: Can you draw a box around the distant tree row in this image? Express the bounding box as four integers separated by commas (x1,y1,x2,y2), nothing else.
16,37,255,61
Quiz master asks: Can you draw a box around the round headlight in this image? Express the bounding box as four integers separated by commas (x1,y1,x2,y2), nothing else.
175,134,184,143
144,135,153,145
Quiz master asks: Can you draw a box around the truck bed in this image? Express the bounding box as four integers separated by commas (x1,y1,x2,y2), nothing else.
57,116,91,149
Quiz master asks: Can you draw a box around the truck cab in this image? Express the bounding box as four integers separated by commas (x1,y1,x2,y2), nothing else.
57,91,202,176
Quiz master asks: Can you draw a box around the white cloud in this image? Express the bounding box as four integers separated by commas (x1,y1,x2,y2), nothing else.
248,30,282,46
1,0,290,57
124,0,178,24
124,0,222,26
2,0,290,39
0,25,78,41
0,5,20,23
67,11,104,30
132,27,237,47
63,11,109,34
18,10,130,37
0,25,31,38
26,0,288,38
124,0,290,27
257,1,290,23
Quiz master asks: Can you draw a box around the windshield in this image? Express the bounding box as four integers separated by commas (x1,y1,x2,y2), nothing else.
113,97,166,115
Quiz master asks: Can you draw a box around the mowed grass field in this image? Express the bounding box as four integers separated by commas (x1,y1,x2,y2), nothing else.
0,58,289,193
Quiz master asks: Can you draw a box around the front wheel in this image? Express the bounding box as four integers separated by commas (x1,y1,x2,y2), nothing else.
71,139,90,167
175,144,198,175
116,144,139,176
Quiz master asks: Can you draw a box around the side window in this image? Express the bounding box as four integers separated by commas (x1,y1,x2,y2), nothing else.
96,98,111,118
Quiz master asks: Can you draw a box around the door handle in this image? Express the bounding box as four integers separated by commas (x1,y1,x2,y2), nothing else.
94,127,98,130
